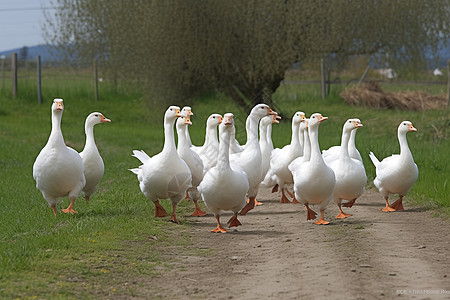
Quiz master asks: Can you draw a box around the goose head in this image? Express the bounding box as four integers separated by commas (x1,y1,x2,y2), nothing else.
52,98,64,113
398,121,417,133
300,118,308,132
206,114,223,128
343,118,363,132
181,106,194,116
293,111,306,124
176,115,192,128
86,112,111,127
309,113,328,127
273,113,281,124
165,106,182,120
251,104,277,120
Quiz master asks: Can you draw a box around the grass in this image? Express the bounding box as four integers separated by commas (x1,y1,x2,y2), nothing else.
0,74,449,298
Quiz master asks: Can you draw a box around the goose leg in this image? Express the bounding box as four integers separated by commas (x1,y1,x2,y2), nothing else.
391,195,404,211
61,197,77,214
170,202,179,224
305,203,317,220
154,200,169,217
51,203,57,217
191,200,207,217
280,188,291,203
227,213,242,228
240,197,256,215
314,209,330,225
211,215,227,233
342,198,356,208
381,196,396,212
336,202,352,219
184,191,190,200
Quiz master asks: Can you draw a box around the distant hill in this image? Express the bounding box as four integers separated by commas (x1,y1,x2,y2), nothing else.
0,44,65,62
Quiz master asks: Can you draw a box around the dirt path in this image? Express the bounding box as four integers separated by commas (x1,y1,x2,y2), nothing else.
151,187,450,300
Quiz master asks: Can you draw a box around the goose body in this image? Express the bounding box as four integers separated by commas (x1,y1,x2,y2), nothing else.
322,129,363,163
79,112,111,202
198,113,249,233
259,114,280,181
191,114,222,175
33,98,86,216
369,121,418,211
176,114,207,217
131,106,192,223
230,104,277,215
291,113,335,224
265,111,305,203
326,119,367,218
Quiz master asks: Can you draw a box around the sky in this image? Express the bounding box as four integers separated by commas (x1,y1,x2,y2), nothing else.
0,0,54,52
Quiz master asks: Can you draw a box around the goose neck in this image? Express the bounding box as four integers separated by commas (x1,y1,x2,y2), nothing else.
339,129,351,158
398,131,413,161
245,114,259,145
217,127,231,170
204,126,219,148
162,117,177,154
48,111,65,147
303,130,311,161
176,125,189,151
290,121,300,147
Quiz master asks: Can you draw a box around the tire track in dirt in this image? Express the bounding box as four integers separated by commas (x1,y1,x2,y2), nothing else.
149,187,450,300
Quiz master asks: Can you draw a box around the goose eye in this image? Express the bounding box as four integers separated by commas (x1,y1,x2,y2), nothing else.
95,114,99,117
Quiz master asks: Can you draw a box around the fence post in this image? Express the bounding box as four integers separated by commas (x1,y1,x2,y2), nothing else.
321,58,326,99
93,60,98,102
447,59,449,109
12,52,17,97
37,55,42,105
1,55,5,90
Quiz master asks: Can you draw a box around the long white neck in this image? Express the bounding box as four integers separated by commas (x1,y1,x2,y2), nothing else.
185,125,193,147
245,113,259,145
309,125,324,163
83,122,97,153
259,122,268,149
48,111,65,147
303,129,311,161
290,121,300,147
266,123,274,149
204,125,219,149
162,117,177,154
217,126,231,171
398,130,414,162
339,129,352,159
176,124,190,152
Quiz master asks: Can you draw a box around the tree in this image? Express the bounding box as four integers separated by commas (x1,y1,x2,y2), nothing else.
44,0,450,112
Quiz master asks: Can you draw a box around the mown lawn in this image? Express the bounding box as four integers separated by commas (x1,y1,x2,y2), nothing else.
0,79,448,298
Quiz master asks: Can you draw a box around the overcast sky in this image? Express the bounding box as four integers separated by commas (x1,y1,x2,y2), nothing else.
0,0,54,52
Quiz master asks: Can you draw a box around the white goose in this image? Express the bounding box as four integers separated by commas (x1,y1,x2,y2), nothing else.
326,119,367,219
33,98,86,216
288,119,311,176
260,114,280,182
291,113,335,225
176,114,207,217
230,104,277,215
79,112,111,203
191,113,223,175
322,124,363,163
198,113,249,233
265,111,305,203
181,106,194,148
130,106,191,223
369,121,418,211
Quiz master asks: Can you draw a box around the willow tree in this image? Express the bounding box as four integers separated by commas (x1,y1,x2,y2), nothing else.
44,0,450,111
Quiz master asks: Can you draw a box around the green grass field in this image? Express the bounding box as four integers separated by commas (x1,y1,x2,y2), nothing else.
0,76,449,298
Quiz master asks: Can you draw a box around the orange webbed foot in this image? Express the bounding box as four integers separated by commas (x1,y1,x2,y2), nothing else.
292,196,300,204
255,199,263,206
154,202,169,217
240,199,256,215
391,198,404,211
381,205,396,212
335,211,352,219
191,208,207,217
314,219,330,225
211,226,227,233
227,214,242,228
61,207,77,214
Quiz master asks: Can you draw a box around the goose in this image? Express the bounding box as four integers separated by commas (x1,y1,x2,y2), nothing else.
229,122,245,154
369,121,418,212
326,119,367,219
191,114,223,175
322,126,363,163
181,106,194,148
130,106,192,223
260,114,281,182
230,104,277,215
198,113,249,233
290,113,335,225
33,98,86,216
288,118,311,177
265,111,305,203
79,112,111,203
176,114,207,217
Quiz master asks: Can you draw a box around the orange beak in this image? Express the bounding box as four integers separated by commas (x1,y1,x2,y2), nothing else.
318,115,328,123
409,124,417,132
56,101,63,110
301,115,306,122
175,109,182,117
218,116,223,124
184,117,192,125
188,110,194,116
101,115,111,123
355,121,363,128
267,107,277,116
